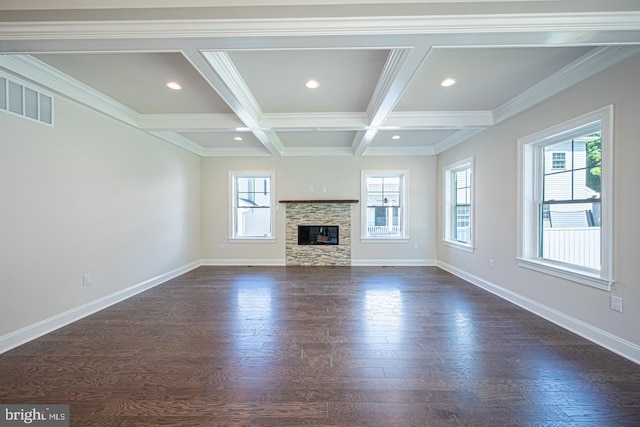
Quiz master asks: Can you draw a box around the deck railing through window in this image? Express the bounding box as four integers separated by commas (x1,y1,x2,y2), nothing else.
367,225,400,235
542,227,600,270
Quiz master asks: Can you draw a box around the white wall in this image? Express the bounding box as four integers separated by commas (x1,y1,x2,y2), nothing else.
437,57,640,356
0,94,202,339
201,155,437,265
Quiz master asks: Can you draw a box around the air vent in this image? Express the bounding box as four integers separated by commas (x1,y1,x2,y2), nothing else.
0,73,53,126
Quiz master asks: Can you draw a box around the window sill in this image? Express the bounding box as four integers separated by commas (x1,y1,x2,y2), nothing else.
361,237,410,243
229,237,276,243
443,240,475,253
516,258,612,291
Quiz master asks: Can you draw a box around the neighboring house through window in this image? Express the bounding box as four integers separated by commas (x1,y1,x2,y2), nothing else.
362,171,408,240
517,106,613,290
230,171,275,239
551,152,566,170
443,158,474,251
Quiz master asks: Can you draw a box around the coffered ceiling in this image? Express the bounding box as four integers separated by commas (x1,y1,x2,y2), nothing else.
1,1,639,157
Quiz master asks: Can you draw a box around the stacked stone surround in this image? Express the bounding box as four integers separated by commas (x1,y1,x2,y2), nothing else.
285,203,352,266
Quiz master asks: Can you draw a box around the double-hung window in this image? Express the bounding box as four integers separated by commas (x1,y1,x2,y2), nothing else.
362,171,408,240
230,172,275,240
443,158,474,251
517,106,613,290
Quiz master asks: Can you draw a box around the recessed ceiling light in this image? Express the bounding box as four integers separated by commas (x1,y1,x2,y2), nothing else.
166,81,182,90
305,79,319,89
234,136,243,141
392,135,401,140
440,78,457,87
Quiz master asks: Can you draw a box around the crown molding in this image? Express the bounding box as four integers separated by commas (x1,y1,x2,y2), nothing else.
148,131,206,156
1,12,639,41
433,128,485,154
0,55,141,128
494,45,640,125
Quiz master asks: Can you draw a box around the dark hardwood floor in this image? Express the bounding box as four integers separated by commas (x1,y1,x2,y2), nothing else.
1,266,639,426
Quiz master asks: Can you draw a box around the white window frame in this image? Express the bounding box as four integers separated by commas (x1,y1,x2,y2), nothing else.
229,171,276,241
361,170,409,242
443,157,474,252
517,106,613,291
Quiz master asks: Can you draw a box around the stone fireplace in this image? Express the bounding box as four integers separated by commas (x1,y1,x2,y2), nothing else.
281,200,357,266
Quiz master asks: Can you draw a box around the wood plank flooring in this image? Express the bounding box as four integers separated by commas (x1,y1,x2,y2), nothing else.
1,266,639,426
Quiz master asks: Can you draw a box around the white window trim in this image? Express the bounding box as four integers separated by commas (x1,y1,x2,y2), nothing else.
361,170,409,242
443,157,475,252
229,171,276,242
516,106,613,291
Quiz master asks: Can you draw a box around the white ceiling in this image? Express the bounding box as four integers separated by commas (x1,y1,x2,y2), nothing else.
0,1,639,157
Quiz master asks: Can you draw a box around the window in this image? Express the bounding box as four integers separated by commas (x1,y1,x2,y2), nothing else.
362,171,408,240
551,152,566,170
443,158,474,251
0,72,53,125
517,106,613,290
230,172,275,240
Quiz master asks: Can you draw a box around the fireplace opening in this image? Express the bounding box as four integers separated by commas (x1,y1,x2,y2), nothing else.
298,225,339,245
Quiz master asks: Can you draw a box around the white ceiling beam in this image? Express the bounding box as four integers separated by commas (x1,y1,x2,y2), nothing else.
139,113,244,131
385,111,493,128
353,46,431,155
2,12,639,41
261,113,370,131
184,49,284,156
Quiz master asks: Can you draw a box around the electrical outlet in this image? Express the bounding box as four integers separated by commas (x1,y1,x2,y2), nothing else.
610,295,623,313
82,273,92,287
489,258,494,269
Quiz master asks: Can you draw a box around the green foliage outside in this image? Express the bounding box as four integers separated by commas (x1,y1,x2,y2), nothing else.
586,134,601,193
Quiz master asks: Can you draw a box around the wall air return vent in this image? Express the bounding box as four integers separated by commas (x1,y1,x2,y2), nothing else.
0,73,53,126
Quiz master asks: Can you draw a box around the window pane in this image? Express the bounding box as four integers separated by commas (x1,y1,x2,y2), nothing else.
235,207,271,237
366,177,383,192
544,135,601,204
0,77,6,110
454,205,471,243
39,94,52,124
24,87,38,120
364,173,405,237
234,175,272,238
540,201,601,270
382,177,400,192
8,80,22,114
367,207,400,236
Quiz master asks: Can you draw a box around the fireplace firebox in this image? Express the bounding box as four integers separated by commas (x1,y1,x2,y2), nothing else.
297,225,339,245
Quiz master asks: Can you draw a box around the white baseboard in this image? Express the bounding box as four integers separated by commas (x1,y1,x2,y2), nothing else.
201,258,437,267
201,258,286,266
0,260,202,355
437,260,640,365
352,259,437,267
